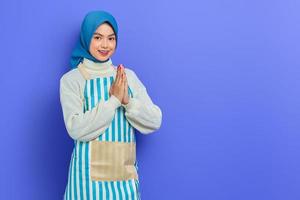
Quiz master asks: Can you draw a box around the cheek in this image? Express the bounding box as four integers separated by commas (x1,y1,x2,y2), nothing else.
90,40,100,50
110,42,116,50
89,42,94,52
91,42,97,50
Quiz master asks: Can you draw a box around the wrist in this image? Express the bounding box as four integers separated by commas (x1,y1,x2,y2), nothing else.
110,95,122,109
122,97,136,110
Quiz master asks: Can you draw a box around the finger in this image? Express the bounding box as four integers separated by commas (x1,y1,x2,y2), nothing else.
120,73,125,85
116,65,122,84
121,68,127,81
123,72,127,82
117,70,124,86
124,78,128,94
118,63,124,72
123,71,127,81
117,65,121,78
122,76,127,89
119,64,125,73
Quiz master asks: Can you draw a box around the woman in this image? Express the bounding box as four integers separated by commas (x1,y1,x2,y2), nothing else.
60,10,162,200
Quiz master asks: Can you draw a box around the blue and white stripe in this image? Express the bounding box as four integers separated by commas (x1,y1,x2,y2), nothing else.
64,76,140,200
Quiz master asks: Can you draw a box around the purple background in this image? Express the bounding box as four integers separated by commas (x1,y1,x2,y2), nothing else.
1,0,300,199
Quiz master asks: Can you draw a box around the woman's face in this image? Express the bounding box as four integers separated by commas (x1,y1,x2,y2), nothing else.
89,22,116,61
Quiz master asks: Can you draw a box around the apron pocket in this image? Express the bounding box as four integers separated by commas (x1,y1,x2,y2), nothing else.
90,140,138,181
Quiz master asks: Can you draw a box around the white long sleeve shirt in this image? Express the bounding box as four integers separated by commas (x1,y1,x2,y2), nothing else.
59,58,162,141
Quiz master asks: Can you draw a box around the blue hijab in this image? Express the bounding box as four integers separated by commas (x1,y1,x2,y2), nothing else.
70,10,118,69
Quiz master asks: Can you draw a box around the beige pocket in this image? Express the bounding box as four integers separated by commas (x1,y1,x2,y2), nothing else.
90,140,138,181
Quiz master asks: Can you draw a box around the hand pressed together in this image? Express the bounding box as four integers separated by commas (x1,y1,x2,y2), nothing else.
109,64,129,105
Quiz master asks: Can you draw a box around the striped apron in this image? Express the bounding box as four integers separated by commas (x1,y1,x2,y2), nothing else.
64,75,141,200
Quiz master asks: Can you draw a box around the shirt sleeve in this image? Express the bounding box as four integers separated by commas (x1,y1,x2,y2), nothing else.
122,70,162,134
59,74,121,142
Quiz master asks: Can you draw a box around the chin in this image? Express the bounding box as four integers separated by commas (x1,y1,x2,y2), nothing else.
93,52,113,62
96,57,109,61
92,54,109,61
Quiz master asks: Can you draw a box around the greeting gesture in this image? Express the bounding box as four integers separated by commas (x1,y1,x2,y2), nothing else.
109,64,129,105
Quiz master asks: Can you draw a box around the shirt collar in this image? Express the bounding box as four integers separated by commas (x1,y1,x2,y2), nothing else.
82,57,114,75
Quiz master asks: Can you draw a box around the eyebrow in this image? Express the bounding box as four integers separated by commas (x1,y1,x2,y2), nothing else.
93,32,115,37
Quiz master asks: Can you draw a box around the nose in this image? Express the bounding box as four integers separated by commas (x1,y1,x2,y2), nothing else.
101,38,108,48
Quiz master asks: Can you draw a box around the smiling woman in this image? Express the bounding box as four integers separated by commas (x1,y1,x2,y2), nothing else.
59,10,162,200
89,23,117,61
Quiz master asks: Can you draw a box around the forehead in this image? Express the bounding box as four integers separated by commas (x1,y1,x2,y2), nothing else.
94,23,115,35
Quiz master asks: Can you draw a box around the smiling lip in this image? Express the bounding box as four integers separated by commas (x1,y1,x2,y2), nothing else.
98,50,109,56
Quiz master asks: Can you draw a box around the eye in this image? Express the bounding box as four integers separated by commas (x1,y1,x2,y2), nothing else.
109,37,115,41
95,36,101,40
